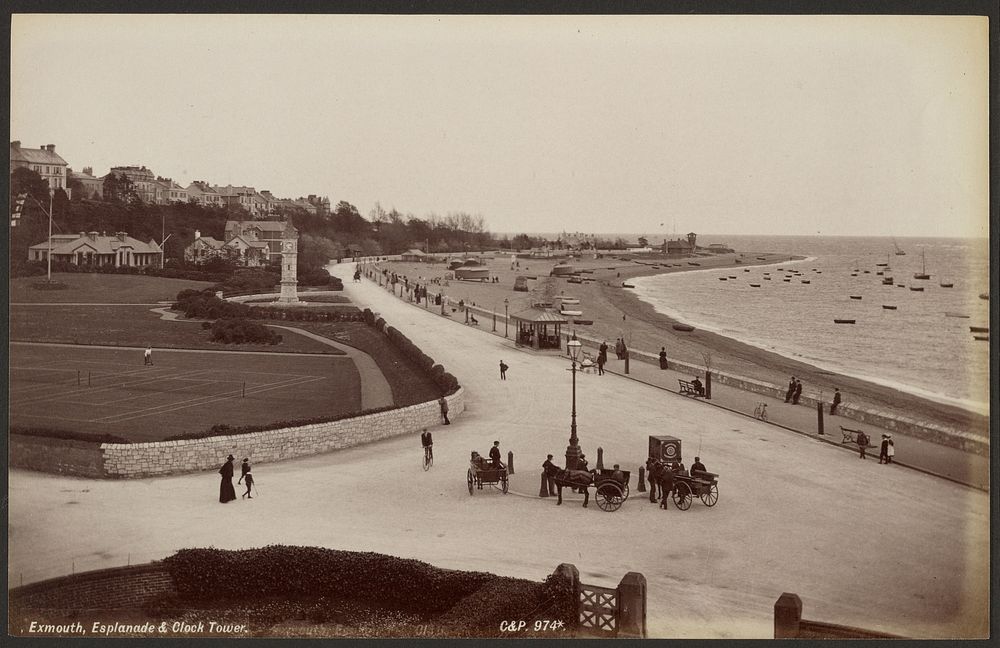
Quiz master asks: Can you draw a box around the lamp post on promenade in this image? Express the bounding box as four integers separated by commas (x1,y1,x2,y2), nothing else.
504,298,509,338
565,335,582,470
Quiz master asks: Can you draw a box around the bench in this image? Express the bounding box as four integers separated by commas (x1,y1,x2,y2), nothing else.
678,379,704,397
840,426,875,447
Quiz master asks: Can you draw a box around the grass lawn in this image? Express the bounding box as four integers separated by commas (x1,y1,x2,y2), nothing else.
10,344,361,442
9,273,214,303
296,322,444,406
9,305,343,355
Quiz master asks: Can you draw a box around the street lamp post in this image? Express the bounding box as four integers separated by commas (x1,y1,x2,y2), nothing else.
504,298,509,338
566,336,582,470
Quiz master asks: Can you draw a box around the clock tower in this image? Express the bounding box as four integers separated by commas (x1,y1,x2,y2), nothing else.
277,221,299,303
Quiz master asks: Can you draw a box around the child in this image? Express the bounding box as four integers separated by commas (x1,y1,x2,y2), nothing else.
238,458,254,498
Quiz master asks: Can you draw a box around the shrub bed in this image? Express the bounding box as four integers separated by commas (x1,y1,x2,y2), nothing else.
31,281,69,291
210,319,282,345
174,290,362,323
362,308,459,395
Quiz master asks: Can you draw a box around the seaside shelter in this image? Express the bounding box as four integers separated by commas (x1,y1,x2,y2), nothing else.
401,249,427,262
511,307,567,350
455,266,490,281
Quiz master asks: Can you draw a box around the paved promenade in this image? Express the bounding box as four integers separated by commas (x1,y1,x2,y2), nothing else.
7,263,988,639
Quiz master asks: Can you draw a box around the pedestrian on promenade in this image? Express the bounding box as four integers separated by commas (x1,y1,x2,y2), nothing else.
599,340,609,360
646,457,660,502
659,465,676,510
238,460,255,499
490,441,503,469
615,338,624,360
542,454,557,495
830,388,842,415
784,377,795,402
886,435,895,464
499,360,508,380
879,434,889,464
144,345,153,366
439,396,450,425
659,347,668,370
219,454,237,503
857,431,868,459
597,353,605,376
792,379,803,405
238,457,251,485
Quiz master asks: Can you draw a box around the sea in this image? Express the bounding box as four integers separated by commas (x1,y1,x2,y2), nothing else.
629,236,991,415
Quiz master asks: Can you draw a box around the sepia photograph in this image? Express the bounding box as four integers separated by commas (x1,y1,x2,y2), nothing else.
6,8,993,641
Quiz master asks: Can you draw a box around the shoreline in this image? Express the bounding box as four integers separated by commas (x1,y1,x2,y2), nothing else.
373,252,988,439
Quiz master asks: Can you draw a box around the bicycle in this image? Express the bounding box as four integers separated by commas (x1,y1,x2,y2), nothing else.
423,445,434,471
753,402,768,422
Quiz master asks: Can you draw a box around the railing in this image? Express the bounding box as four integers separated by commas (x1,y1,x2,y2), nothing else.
774,592,902,639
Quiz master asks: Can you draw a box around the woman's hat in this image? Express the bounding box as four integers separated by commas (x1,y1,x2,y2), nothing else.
227,454,235,460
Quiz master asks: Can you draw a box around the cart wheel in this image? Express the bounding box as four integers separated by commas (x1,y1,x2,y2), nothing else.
700,483,718,507
467,469,474,495
596,483,624,512
673,482,693,510
501,474,509,494
623,482,630,501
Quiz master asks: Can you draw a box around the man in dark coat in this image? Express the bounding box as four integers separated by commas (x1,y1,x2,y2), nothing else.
792,379,803,405
785,377,796,403
879,435,890,464
439,397,450,425
646,457,660,502
219,455,237,503
542,454,558,495
489,441,503,469
596,353,605,376
691,457,707,475
499,360,508,380
659,465,676,510
857,431,868,459
831,388,842,415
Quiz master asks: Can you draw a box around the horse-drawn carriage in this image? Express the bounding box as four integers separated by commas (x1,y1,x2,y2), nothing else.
467,453,508,495
542,463,631,512
647,435,720,511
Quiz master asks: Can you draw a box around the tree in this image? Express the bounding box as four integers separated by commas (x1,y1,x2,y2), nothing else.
103,172,139,204
11,167,51,202
638,236,648,247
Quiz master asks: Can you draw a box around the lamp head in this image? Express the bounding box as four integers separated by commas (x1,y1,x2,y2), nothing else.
567,338,582,361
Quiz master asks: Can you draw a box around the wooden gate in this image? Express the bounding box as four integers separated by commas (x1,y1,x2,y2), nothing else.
578,583,618,636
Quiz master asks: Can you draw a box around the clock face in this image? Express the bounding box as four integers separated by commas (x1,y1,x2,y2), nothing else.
283,241,294,252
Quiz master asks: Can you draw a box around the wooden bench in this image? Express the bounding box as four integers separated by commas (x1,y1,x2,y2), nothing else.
840,426,875,447
678,379,704,397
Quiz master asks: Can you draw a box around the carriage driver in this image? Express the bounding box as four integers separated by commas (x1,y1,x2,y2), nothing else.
691,456,707,476
489,441,503,469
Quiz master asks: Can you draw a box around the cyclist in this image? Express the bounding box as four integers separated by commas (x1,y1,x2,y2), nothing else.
421,429,433,464
755,402,768,421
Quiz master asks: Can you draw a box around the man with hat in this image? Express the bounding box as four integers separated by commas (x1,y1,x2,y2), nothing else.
489,440,503,469
879,434,890,464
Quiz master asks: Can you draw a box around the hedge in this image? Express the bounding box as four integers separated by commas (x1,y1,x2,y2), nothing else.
173,290,363,323
11,427,132,444
162,546,576,630
162,406,399,441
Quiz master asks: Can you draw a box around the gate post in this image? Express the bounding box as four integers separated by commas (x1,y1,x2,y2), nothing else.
596,447,604,470
637,466,646,492
617,572,647,638
774,592,802,638
817,403,825,436
507,451,514,475
554,563,580,631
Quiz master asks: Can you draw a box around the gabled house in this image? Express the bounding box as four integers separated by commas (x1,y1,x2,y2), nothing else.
224,220,296,262
184,230,269,266
68,166,103,199
186,181,225,207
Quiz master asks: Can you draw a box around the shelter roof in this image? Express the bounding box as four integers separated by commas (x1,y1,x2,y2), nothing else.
510,307,568,323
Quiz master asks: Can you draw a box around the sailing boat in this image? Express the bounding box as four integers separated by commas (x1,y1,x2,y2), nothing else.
913,249,930,280
893,238,906,256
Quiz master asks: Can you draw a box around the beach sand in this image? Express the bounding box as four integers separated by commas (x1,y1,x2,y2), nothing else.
373,252,987,438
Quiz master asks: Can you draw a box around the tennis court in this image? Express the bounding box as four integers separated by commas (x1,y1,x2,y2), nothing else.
10,343,363,442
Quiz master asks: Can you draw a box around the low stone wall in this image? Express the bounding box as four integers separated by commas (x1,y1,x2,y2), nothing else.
562,332,987,456
10,435,107,478
9,563,176,611
226,290,348,304
99,388,464,478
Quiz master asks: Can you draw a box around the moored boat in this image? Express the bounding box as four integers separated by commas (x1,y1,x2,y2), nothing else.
913,249,930,280
834,319,856,324
972,334,989,341
979,293,989,300
849,295,862,300
945,312,969,318
672,323,695,332
909,286,924,291
801,280,811,284
749,283,761,287
882,305,897,310
970,326,989,333
939,282,953,288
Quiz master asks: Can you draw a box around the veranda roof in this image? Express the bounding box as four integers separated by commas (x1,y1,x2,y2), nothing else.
510,307,568,324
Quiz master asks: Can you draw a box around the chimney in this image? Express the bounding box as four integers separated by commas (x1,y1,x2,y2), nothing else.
83,166,92,176
195,230,201,240
11,140,20,149
88,231,98,241
118,232,127,242
46,144,56,152
79,231,86,239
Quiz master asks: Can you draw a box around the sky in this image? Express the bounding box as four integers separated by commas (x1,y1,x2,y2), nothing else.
10,14,989,238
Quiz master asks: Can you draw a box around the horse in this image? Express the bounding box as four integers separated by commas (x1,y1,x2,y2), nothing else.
646,460,675,503
543,463,595,507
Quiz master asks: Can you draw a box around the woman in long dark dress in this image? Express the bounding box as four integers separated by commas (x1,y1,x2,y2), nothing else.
658,347,668,370
219,455,237,503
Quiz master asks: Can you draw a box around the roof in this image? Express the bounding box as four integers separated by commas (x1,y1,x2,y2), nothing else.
31,233,162,255
193,237,224,248
225,220,293,233
510,307,568,323
10,144,68,167
402,249,427,256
